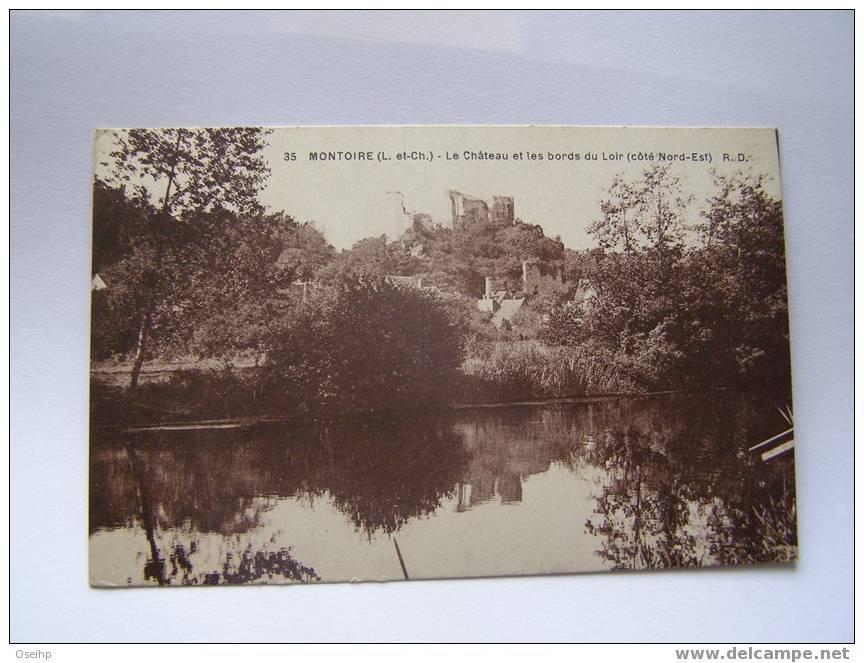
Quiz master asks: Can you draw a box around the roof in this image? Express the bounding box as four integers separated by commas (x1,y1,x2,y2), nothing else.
492,298,525,328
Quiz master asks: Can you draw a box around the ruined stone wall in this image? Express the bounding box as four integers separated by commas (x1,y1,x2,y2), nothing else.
384,191,413,238
411,213,434,232
491,196,515,226
449,190,490,230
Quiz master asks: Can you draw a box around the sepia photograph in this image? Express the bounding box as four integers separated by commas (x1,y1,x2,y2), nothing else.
88,125,797,587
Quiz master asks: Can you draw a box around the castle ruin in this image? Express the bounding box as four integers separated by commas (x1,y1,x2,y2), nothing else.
449,191,515,230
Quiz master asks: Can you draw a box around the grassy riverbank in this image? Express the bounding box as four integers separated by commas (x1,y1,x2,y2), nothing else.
91,340,625,426
91,333,779,428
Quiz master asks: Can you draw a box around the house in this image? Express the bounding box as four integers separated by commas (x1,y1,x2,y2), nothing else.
477,276,525,328
91,274,108,291
492,298,525,330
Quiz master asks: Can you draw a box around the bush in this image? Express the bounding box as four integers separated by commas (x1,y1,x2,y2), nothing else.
538,301,585,347
263,281,467,414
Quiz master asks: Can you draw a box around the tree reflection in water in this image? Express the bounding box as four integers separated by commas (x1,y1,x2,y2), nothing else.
90,390,797,584
90,416,470,584
583,427,704,569
307,419,470,535
578,392,797,570
140,540,321,586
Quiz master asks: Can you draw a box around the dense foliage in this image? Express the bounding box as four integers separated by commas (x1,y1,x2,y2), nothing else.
262,281,468,414
541,167,790,391
93,137,791,417
91,180,333,364
97,128,275,388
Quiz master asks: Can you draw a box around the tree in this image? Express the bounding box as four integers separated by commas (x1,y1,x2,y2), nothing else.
551,166,693,390
316,236,421,286
588,165,689,277
590,176,640,254
272,216,336,281
160,208,303,363
693,173,790,385
91,180,156,360
263,281,467,414
542,167,789,392
91,178,153,273
100,128,271,390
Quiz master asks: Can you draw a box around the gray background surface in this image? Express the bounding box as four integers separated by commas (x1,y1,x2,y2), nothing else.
10,10,853,642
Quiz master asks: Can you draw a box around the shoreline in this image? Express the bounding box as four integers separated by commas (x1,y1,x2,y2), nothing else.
93,385,749,435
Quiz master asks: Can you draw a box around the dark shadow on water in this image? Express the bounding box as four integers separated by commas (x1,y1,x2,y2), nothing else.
91,416,471,584
90,388,797,584
573,391,797,570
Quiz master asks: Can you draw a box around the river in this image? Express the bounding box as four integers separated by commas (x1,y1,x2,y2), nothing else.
89,389,796,586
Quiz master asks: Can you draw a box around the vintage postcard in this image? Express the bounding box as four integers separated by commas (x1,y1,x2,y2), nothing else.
90,126,796,586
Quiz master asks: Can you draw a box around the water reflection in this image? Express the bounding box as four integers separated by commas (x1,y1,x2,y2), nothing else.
577,395,796,570
453,414,554,508
90,390,796,585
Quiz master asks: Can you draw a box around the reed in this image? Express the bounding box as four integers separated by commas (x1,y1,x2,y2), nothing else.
751,491,798,562
462,340,631,400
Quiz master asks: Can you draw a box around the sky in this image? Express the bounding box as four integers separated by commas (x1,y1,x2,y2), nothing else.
94,126,783,252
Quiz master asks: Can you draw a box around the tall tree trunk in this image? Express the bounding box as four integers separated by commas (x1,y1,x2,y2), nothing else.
127,130,183,393
129,297,154,392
